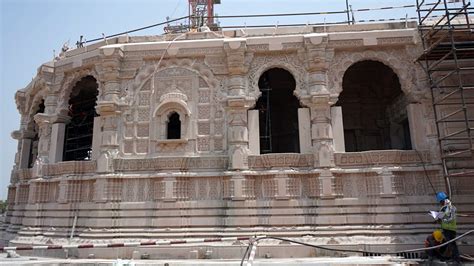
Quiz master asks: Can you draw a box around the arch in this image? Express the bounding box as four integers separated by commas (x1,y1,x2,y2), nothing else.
63,75,99,161
126,58,220,105
57,67,101,113
27,89,48,118
254,68,301,154
18,75,50,118
247,55,307,101
25,83,49,133
28,100,45,167
153,97,191,118
152,92,192,142
336,60,412,151
327,50,424,101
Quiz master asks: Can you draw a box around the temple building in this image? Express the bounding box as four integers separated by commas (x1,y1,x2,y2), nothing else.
2,17,473,258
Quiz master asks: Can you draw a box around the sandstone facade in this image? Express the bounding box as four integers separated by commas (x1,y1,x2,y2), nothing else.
2,22,473,257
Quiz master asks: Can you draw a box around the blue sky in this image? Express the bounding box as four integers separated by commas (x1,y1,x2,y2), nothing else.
0,0,416,200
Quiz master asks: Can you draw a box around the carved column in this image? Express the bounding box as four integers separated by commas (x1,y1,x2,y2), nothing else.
32,114,52,177
96,47,123,173
224,40,254,170
49,113,70,163
309,97,335,168
12,129,34,170
301,41,337,197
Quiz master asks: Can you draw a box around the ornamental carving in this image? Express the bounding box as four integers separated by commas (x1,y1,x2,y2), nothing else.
25,77,50,117
57,67,101,113
247,54,308,100
124,58,220,106
327,49,427,101
248,154,314,169
334,150,431,167
114,157,228,171
42,161,97,176
334,173,380,198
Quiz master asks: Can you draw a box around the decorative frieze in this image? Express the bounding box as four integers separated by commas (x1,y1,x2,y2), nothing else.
377,37,415,45
334,172,380,198
15,169,33,181
393,170,443,196
334,150,431,167
43,161,97,176
114,157,228,171
248,154,314,169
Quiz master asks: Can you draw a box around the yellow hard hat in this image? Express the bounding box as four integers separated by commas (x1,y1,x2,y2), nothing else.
433,230,444,242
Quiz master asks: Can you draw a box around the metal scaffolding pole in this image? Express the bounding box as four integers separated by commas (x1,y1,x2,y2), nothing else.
416,0,474,197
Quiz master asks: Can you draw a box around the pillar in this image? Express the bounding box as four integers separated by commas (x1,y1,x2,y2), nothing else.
309,98,335,167
298,108,312,154
49,114,70,163
300,43,337,198
407,103,429,150
248,110,260,155
96,46,123,173
12,130,35,169
224,40,253,170
331,106,345,152
32,114,53,177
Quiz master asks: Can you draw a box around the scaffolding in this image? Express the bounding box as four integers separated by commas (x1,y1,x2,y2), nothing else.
164,0,221,33
416,0,474,195
258,74,272,154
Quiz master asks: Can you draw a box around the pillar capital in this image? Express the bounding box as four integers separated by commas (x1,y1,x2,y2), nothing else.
50,114,71,124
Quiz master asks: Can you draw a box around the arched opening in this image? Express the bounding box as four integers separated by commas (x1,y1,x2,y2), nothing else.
28,100,45,168
255,68,301,154
336,60,412,152
167,112,181,139
63,76,99,161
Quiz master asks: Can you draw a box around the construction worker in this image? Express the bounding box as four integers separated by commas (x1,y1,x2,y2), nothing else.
435,192,460,263
424,230,447,260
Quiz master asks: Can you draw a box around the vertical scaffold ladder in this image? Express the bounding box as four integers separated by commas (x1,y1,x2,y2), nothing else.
416,0,474,195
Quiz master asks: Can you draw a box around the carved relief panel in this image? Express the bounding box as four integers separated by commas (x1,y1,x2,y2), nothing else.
119,59,226,157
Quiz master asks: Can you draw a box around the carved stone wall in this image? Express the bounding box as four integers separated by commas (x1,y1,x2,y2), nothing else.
7,24,474,253
120,59,226,157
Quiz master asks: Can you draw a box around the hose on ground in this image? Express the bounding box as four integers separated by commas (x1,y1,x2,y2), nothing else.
240,230,474,266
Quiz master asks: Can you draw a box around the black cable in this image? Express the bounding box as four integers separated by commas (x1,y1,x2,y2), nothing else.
211,10,348,19
84,15,190,44
219,17,418,29
80,4,422,45
240,230,474,264
240,242,251,266
220,21,350,29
